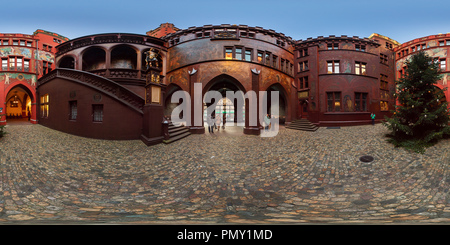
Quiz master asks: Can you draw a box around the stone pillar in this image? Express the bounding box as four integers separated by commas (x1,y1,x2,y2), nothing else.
140,66,167,146
0,80,5,126
188,67,204,134
244,69,261,135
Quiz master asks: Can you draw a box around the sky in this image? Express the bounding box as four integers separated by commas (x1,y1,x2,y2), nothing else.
2,0,450,43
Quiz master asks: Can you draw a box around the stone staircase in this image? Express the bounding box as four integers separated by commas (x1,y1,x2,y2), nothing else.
163,123,191,144
286,118,318,132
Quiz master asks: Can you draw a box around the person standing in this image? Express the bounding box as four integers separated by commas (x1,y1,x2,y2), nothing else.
215,114,222,131
207,115,214,133
370,113,375,126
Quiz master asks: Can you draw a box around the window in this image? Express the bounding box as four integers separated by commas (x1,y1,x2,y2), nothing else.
257,51,263,63
354,92,368,112
69,101,77,120
439,41,445,46
13,40,18,45
298,48,308,57
327,60,339,73
19,40,25,46
327,43,338,50
1,59,7,71
225,46,253,62
43,61,52,75
355,61,367,75
40,94,49,118
26,41,32,47
225,47,233,59
299,76,308,89
299,61,308,72
272,55,278,68
265,52,271,66
440,59,446,71
327,92,341,112
9,57,15,70
355,44,366,52
281,59,285,72
24,59,30,72
235,47,242,60
16,57,23,71
380,53,388,65
244,49,252,61
93,104,103,122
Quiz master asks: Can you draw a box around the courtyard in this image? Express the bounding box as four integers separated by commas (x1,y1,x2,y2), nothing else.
0,122,449,224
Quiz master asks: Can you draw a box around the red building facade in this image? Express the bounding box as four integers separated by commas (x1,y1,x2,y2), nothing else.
0,30,68,125
295,34,399,126
394,33,450,110
28,23,449,144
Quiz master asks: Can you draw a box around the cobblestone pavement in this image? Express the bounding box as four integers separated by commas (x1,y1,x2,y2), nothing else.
0,122,449,224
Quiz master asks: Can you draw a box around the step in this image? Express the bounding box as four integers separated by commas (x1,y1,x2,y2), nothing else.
163,131,191,144
170,128,189,137
168,126,188,134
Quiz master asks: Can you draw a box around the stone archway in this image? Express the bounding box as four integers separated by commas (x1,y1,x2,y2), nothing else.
264,83,289,125
202,74,247,134
5,83,36,124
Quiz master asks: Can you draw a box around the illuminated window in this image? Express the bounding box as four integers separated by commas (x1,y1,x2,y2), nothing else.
355,61,366,75
327,92,341,112
9,57,15,70
257,51,263,63
40,94,49,118
327,60,339,74
93,104,103,122
225,47,233,59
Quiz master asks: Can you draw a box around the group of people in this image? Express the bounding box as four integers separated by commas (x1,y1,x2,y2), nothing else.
207,114,225,133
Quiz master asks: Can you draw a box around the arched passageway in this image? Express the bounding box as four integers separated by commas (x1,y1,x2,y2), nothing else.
5,84,35,124
264,83,288,125
202,75,247,134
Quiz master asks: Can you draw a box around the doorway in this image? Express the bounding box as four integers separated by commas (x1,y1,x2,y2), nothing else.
5,85,34,124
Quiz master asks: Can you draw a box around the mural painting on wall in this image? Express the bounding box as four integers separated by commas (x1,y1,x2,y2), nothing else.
341,43,353,50
38,50,55,63
167,70,188,90
0,73,37,86
343,60,351,73
261,70,291,94
343,95,353,112
197,61,251,89
0,47,32,58
396,48,448,71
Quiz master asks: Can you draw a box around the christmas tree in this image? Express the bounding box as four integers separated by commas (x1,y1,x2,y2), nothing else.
383,51,450,153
